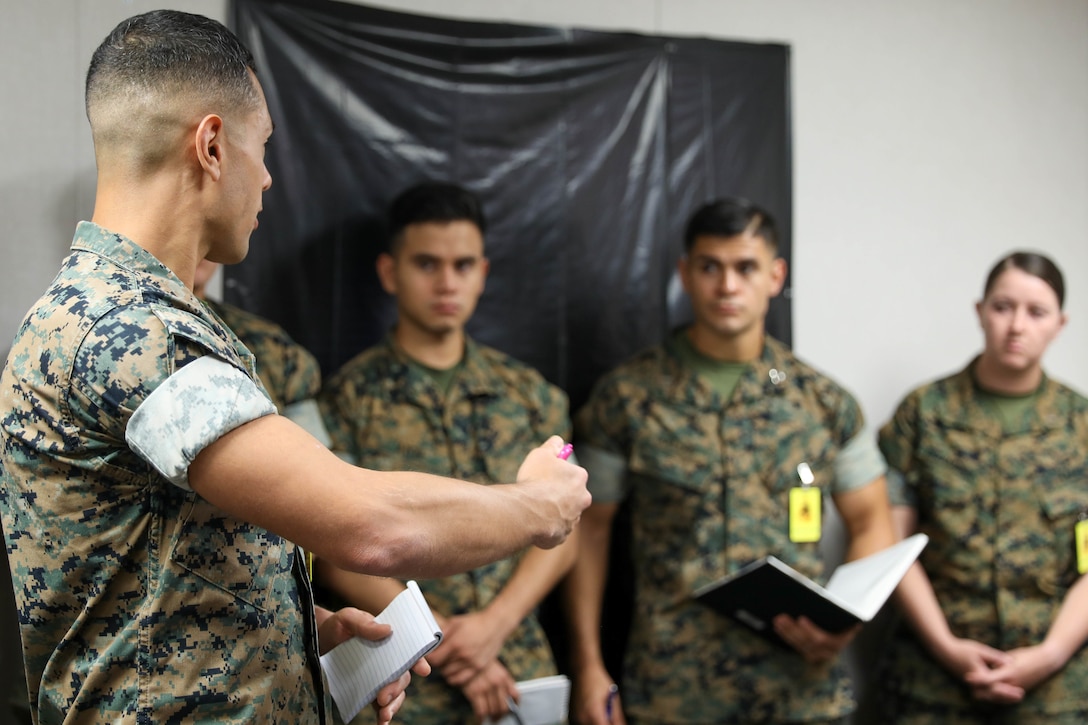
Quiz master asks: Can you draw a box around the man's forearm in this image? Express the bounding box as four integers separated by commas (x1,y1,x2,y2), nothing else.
562,504,616,672
189,417,590,579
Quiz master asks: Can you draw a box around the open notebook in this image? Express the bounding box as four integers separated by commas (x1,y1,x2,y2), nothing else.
320,580,443,722
694,534,928,646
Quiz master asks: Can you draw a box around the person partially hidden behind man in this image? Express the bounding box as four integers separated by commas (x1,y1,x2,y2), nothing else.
193,258,331,445
0,11,589,725
318,181,578,724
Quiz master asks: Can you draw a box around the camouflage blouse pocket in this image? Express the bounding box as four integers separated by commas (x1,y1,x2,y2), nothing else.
627,403,720,493
170,498,293,614
915,428,981,535
626,433,724,604
1039,484,1088,590
755,401,835,497
480,407,538,484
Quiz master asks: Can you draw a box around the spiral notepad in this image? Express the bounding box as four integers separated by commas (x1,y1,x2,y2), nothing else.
320,580,442,722
483,675,571,725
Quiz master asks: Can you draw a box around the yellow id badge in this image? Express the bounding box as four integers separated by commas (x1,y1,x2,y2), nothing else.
789,486,822,543
1076,519,1088,575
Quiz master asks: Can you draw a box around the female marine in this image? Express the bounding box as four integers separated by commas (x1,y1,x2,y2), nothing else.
878,251,1088,723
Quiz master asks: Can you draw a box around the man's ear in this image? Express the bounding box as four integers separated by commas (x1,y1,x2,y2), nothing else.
195,114,225,181
479,256,490,291
375,253,397,295
770,256,787,297
677,255,692,296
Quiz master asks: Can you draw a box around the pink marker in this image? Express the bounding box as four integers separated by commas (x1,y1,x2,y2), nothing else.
557,443,574,460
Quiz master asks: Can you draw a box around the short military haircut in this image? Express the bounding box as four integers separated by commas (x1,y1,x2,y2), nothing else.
983,250,1066,309
683,197,778,255
85,10,261,167
387,182,487,253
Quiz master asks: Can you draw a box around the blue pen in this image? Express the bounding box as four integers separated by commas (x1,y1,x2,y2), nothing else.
605,683,619,721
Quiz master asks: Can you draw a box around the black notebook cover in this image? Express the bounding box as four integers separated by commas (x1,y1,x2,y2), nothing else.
693,534,928,648
694,557,860,647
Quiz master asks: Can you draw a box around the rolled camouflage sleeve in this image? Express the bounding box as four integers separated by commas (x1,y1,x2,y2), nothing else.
576,444,628,502
573,374,632,503
878,393,921,509
126,355,275,489
832,426,887,493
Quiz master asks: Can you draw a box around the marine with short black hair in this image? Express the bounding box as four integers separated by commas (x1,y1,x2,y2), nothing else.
564,197,897,724
318,180,577,724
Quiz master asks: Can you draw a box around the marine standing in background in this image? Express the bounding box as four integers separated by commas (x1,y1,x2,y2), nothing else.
318,181,578,724
564,197,897,724
878,251,1088,724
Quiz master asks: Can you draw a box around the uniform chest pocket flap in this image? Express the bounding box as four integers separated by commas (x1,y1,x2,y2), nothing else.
628,413,719,493
1040,486,1088,523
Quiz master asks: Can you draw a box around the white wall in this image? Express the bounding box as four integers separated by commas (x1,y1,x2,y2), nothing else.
2,0,1085,426
0,0,227,364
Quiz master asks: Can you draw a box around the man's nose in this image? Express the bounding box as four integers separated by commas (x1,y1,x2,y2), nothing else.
721,268,739,294
436,264,457,290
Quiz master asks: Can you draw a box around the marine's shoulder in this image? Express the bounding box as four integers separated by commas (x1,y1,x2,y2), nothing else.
326,342,399,390
469,343,568,410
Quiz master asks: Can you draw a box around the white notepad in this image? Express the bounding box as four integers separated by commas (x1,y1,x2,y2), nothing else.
483,674,572,725
320,580,443,723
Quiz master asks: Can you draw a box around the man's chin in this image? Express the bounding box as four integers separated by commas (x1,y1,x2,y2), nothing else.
206,248,248,266
423,323,459,337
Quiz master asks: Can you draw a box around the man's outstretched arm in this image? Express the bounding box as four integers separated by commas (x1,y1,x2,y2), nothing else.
188,415,590,579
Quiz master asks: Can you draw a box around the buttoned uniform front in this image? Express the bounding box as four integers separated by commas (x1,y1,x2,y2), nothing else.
0,222,329,724
878,361,1088,723
576,332,883,724
319,335,569,724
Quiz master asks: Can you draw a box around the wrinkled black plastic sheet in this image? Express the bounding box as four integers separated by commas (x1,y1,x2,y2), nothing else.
229,0,791,409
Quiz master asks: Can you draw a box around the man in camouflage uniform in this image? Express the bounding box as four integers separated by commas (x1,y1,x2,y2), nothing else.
194,259,330,445
318,182,576,724
563,198,897,725
0,12,589,724
877,251,1088,724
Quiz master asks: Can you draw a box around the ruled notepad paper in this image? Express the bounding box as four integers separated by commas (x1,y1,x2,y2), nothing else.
320,580,443,722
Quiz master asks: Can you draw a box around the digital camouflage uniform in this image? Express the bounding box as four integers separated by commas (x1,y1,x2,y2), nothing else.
319,335,570,724
576,333,884,724
0,222,330,724
878,361,1088,724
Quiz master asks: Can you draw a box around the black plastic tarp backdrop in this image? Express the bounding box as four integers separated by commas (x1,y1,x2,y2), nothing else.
228,0,792,411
